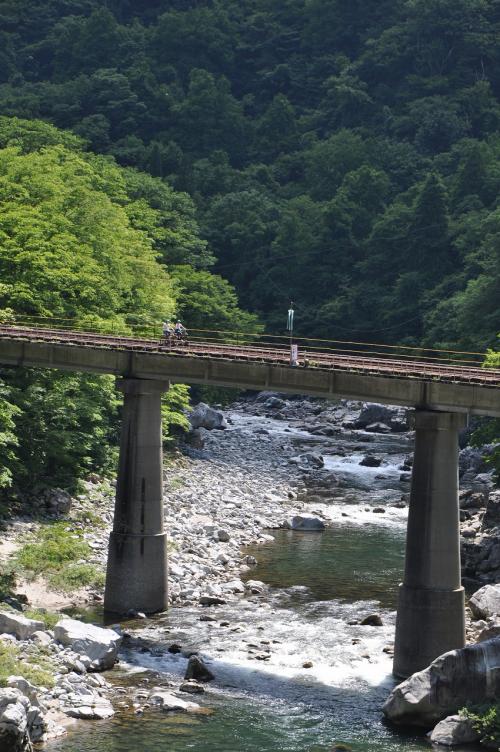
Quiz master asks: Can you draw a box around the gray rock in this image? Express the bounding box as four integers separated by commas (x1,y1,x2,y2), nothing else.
360,614,383,626
189,403,228,431
428,714,479,746
30,631,52,646
383,638,500,728
184,655,214,683
148,690,200,712
0,611,44,641
483,490,500,529
61,693,114,720
179,680,205,695
54,618,122,671
286,514,325,531
365,422,391,434
359,455,382,467
469,584,500,620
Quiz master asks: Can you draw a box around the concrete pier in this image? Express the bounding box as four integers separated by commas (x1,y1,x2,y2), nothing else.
393,410,467,678
104,378,169,614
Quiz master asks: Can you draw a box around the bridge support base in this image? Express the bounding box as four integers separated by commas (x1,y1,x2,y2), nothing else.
104,378,169,615
393,410,467,679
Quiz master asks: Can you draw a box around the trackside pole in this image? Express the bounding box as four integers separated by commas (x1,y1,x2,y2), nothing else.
104,378,169,614
393,410,467,678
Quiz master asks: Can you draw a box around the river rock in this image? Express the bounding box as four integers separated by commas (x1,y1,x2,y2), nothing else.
189,403,228,431
428,715,479,746
365,422,391,434
149,690,200,713
0,687,46,750
54,618,122,670
61,693,114,720
469,584,500,619
360,614,383,626
483,490,500,529
179,680,205,694
359,455,382,467
354,403,406,432
184,656,214,683
383,638,500,728
0,689,30,751
286,514,325,531
0,611,44,641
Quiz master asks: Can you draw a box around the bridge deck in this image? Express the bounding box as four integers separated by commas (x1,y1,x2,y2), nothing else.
0,326,499,416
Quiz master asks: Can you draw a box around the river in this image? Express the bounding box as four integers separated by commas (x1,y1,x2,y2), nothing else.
47,404,481,752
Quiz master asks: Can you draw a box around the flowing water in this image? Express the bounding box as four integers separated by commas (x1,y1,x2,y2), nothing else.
48,414,481,752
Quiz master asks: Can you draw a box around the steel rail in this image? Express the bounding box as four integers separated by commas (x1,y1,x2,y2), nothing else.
0,325,499,387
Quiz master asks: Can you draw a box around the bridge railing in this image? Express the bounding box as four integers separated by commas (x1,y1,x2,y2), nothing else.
0,314,497,372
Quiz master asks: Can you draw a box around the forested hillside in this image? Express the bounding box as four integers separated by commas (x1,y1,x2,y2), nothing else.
1,0,499,347
0,117,258,492
0,0,499,492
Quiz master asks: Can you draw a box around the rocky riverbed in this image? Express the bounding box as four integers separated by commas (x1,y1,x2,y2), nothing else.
0,394,499,751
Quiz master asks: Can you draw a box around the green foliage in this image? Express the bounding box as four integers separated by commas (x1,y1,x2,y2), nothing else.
0,116,254,491
162,384,191,443
15,521,104,592
0,640,55,688
461,704,500,748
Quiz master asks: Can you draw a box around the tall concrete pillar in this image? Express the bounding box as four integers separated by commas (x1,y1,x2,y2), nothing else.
393,410,467,678
104,378,169,615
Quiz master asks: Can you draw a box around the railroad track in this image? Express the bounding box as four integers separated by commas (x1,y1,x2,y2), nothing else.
0,325,499,387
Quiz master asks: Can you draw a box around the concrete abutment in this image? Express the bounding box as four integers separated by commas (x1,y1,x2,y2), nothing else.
393,410,467,678
104,378,169,615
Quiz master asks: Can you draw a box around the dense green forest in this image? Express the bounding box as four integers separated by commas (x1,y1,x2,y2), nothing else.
0,0,499,491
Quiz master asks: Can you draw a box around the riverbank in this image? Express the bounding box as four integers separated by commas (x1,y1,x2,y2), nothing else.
0,395,498,750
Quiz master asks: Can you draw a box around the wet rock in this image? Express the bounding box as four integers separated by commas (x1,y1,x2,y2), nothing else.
469,584,500,620
61,693,114,720
167,643,182,654
373,507,386,514
477,625,500,642
360,614,383,626
184,656,214,683
302,661,313,669
54,618,122,671
383,638,500,727
285,515,325,531
189,403,228,431
179,680,205,695
199,595,226,607
359,455,382,467
354,403,406,432
428,715,479,746
0,611,44,641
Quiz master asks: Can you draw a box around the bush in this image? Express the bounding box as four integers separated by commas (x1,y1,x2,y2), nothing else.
461,704,500,748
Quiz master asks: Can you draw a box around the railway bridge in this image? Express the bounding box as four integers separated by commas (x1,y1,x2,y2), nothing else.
0,324,499,679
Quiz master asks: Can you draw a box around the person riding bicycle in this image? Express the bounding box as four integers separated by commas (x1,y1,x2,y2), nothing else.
162,320,172,338
174,320,187,340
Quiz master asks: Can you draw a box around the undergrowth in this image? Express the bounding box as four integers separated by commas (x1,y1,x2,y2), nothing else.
0,641,55,688
461,704,500,749
15,521,104,592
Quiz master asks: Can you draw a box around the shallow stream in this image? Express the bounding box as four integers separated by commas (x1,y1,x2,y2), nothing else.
47,411,481,752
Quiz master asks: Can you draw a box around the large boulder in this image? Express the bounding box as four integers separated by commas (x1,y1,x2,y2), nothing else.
184,655,214,683
54,618,122,671
189,403,228,431
383,638,500,728
0,687,46,750
61,692,114,720
354,403,407,432
469,584,500,620
285,515,326,531
0,611,44,641
483,490,500,529
428,715,479,746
